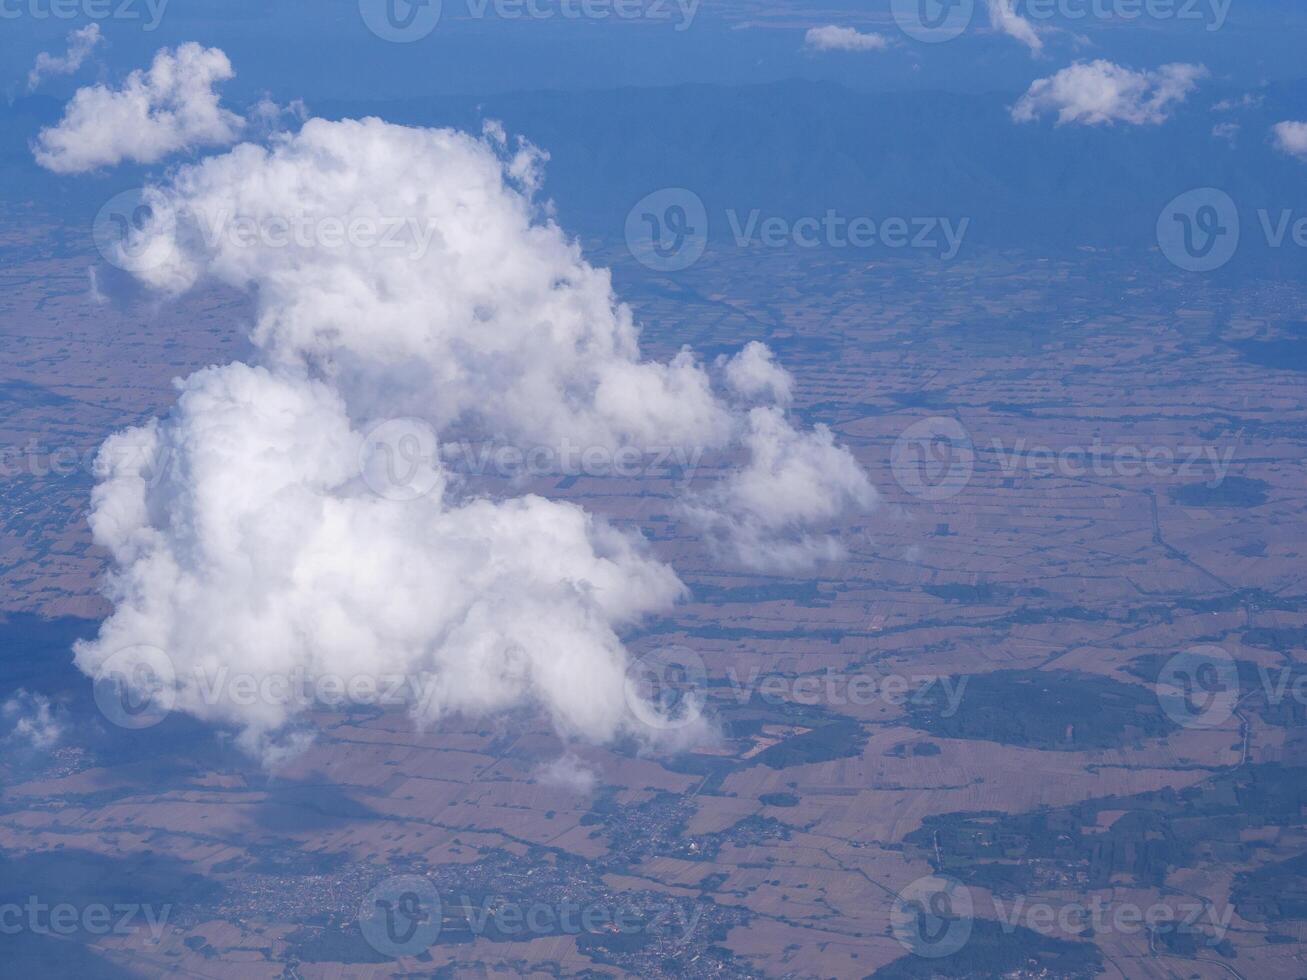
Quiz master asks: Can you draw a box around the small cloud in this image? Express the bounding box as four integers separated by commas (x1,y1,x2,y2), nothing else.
33,42,244,173
1012,60,1206,126
1212,93,1262,112
2,690,64,751
87,266,108,305
1211,121,1240,145
1271,121,1307,160
683,406,877,572
534,753,597,793
804,25,891,53
246,96,308,138
28,23,103,91
986,0,1042,55
721,341,793,407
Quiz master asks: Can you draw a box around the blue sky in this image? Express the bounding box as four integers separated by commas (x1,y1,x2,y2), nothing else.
4,0,1305,103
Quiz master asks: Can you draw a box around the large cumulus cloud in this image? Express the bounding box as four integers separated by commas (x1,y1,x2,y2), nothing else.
84,364,686,758
64,48,876,760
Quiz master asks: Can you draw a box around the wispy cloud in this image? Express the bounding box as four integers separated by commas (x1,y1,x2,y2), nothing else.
28,23,103,91
804,25,891,53
986,0,1042,54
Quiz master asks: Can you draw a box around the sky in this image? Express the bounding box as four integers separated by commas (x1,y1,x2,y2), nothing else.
4,0,1306,104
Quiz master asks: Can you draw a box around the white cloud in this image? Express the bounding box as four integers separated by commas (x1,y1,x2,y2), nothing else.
27,23,103,91
722,341,793,407
33,42,244,173
1012,60,1207,126
684,407,877,571
115,119,731,452
81,363,688,759
1271,121,1307,160
1212,121,1240,144
986,0,1042,54
1212,93,1262,112
804,25,890,52
534,753,598,793
70,63,875,761
2,691,64,751
246,96,308,137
